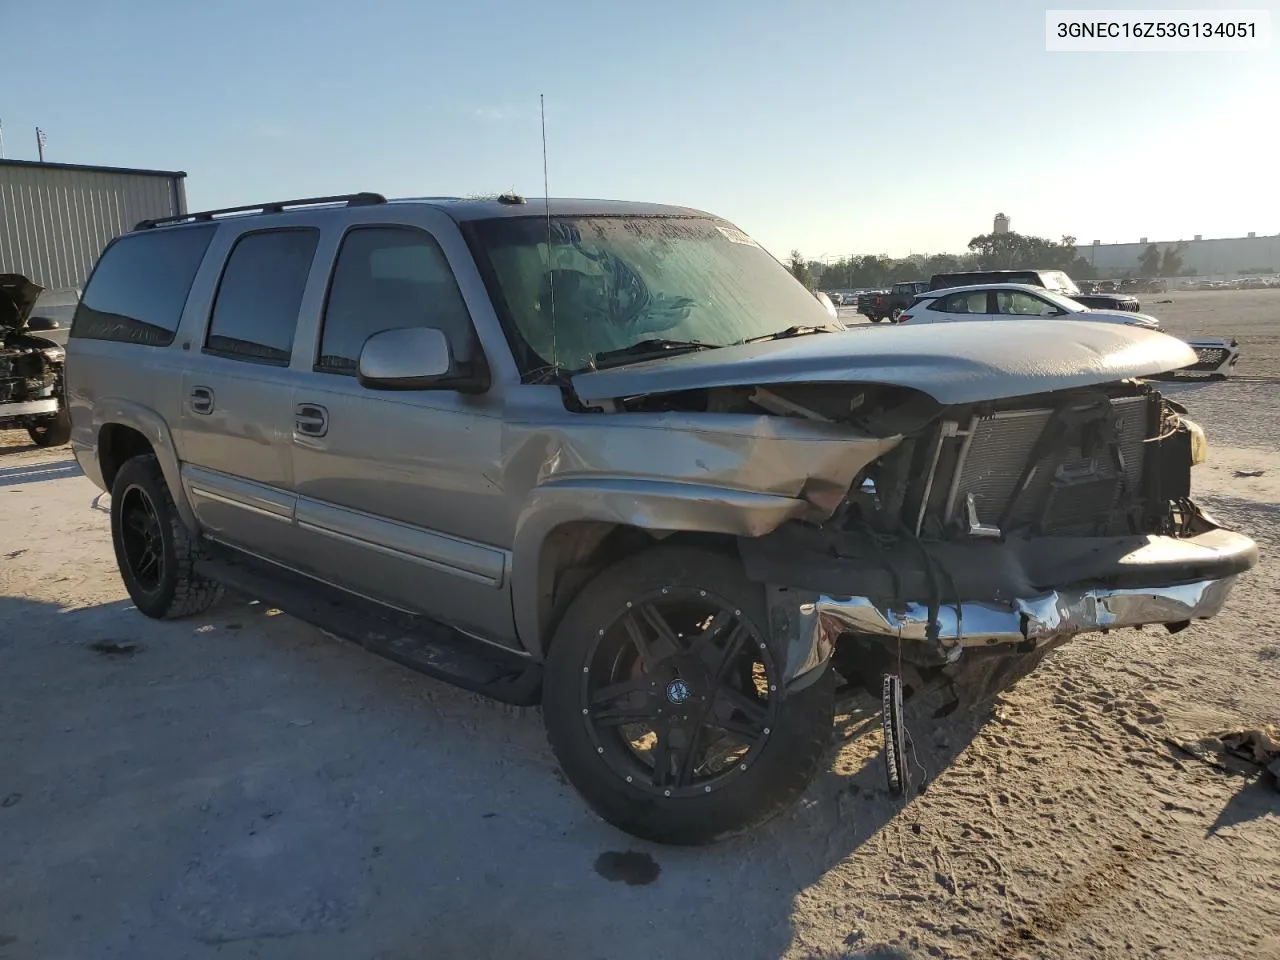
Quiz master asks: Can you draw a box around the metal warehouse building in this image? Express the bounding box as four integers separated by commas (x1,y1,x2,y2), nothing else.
0,158,187,292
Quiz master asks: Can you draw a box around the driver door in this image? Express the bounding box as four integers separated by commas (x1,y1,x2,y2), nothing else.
993,290,1062,320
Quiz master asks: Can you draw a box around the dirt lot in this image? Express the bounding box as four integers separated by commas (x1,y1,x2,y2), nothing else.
2,291,1278,960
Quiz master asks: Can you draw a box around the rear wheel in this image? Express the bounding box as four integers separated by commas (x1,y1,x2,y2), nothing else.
110,454,223,619
542,545,835,845
891,307,905,322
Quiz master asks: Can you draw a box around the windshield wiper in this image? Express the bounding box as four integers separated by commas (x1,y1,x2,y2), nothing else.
593,338,716,369
745,324,838,343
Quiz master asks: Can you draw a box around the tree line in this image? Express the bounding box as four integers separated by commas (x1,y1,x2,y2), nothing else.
788,231,1196,290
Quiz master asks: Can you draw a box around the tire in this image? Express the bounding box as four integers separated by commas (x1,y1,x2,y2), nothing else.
542,545,835,845
869,315,883,323
27,405,71,447
891,307,904,322
109,454,223,619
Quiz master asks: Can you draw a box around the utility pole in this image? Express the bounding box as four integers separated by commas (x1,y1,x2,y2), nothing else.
36,126,47,162
0,118,5,159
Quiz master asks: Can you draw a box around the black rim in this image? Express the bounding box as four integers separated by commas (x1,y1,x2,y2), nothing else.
119,485,164,592
580,587,779,798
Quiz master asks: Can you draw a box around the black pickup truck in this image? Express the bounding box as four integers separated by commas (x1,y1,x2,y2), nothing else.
857,281,930,323
929,269,1141,312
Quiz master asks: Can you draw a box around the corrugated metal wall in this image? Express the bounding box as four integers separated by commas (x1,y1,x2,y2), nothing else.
0,161,186,291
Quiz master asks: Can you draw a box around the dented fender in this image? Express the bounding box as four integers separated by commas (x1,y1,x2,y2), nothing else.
503,407,901,659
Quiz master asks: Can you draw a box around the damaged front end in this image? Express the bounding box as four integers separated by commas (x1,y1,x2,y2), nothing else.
733,378,1257,698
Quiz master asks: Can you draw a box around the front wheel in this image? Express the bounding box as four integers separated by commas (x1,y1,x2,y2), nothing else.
868,315,883,323
27,405,71,447
542,545,835,845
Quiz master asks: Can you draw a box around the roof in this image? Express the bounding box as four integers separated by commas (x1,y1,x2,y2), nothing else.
0,158,187,179
922,282,1072,297
391,197,715,221
131,194,720,232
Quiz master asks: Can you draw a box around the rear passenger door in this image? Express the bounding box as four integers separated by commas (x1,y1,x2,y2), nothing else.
927,290,994,322
287,223,515,644
176,227,320,563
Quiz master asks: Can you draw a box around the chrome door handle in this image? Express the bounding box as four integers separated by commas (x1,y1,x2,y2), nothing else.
190,386,214,415
294,403,329,438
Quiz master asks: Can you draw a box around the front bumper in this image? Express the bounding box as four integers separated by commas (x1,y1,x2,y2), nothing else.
1180,337,1240,375
759,525,1257,682
0,397,58,420
809,574,1236,659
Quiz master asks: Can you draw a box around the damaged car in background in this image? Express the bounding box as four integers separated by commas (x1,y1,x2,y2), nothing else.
1,273,72,446
65,198,1258,846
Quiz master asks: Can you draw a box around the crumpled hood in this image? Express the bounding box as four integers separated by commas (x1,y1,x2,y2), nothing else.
0,274,43,329
571,319,1198,406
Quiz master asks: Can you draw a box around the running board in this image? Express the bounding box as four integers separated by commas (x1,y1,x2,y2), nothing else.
194,546,542,706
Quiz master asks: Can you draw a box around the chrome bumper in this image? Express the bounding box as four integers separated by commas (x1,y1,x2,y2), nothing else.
790,575,1237,670
0,398,59,418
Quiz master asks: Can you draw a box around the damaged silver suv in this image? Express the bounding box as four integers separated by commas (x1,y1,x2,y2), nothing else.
65,193,1258,844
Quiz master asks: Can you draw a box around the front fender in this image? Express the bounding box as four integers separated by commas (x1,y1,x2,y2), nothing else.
511,477,812,660
90,398,196,533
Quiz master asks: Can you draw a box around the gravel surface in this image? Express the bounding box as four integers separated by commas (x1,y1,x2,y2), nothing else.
2,291,1277,960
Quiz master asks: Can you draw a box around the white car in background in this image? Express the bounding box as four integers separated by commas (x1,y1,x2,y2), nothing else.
898,283,1240,378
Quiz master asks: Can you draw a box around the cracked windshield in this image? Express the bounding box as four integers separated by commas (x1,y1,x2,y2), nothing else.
470,215,837,374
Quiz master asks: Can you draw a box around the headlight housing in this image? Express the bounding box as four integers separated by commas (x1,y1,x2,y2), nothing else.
1181,417,1208,466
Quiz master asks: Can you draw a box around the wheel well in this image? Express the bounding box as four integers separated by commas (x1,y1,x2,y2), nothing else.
536,523,739,650
98,424,155,489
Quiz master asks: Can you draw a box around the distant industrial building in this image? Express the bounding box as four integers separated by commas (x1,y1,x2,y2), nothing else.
1079,232,1279,279
993,212,1010,235
0,158,187,291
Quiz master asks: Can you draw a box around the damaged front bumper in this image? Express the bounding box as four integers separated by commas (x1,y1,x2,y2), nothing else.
807,574,1236,660
762,525,1258,686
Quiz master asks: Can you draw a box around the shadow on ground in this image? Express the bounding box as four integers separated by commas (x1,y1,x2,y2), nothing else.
0,591,992,960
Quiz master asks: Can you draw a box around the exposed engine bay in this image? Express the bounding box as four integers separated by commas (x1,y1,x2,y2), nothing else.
602,376,1254,695
0,329,63,408
1,273,68,441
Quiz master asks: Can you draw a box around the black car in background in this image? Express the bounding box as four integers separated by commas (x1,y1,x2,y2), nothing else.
856,281,930,322
928,269,1141,312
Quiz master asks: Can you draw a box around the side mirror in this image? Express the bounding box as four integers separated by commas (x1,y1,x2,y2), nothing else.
26,316,60,331
357,327,488,393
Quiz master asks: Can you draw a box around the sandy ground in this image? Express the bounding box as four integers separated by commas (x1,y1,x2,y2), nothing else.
1,291,1278,960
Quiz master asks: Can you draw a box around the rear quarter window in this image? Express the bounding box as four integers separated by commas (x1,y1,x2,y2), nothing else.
71,225,216,346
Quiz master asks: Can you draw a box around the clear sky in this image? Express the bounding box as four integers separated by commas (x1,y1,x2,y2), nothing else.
5,0,1277,258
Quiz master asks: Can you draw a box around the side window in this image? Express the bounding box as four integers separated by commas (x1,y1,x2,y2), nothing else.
317,226,476,375
205,229,319,365
71,225,216,346
995,291,1056,316
934,291,989,314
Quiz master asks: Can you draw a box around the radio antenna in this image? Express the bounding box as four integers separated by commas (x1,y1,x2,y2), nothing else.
541,93,558,375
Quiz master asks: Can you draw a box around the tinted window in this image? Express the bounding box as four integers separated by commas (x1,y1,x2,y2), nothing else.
71,225,216,345
205,229,319,365
318,227,475,374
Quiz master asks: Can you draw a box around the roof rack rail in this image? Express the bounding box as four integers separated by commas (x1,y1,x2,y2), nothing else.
134,192,387,230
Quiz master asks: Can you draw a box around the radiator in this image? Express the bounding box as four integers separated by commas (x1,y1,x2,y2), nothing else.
942,396,1149,536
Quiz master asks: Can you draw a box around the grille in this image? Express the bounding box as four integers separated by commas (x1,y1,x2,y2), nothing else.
943,396,1149,535
1188,347,1228,370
